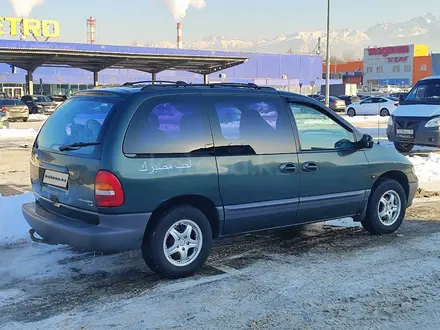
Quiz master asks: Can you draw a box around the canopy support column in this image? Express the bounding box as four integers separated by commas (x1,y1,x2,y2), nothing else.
26,70,34,95
93,71,99,87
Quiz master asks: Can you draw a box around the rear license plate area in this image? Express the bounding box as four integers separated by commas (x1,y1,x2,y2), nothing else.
42,169,69,189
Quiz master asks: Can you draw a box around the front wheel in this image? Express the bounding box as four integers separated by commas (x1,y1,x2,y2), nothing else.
380,108,390,117
22,117,28,122
362,179,406,235
394,142,414,153
142,205,213,278
347,108,356,117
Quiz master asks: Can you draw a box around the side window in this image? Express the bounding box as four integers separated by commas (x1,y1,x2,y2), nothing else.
209,96,295,155
289,103,355,151
123,96,213,156
361,98,372,104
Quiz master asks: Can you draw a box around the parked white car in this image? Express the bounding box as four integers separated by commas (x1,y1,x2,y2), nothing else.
346,97,399,117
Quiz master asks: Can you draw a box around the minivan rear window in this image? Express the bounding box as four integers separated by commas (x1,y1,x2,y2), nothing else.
36,97,116,157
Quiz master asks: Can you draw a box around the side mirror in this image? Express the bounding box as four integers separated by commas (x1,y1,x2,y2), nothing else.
399,94,406,103
360,134,374,149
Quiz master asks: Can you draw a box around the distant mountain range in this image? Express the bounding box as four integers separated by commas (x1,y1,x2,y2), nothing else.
139,13,440,58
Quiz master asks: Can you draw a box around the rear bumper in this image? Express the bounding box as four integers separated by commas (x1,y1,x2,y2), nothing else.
22,202,151,252
331,105,345,112
8,113,29,119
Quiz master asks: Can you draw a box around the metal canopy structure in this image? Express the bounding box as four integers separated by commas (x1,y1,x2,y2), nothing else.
0,47,248,74
0,43,248,93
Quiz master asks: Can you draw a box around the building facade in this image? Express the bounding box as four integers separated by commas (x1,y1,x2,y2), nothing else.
322,61,363,85
0,40,323,98
363,44,430,88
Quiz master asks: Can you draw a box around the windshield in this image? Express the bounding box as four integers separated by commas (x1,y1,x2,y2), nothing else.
32,95,52,102
403,79,440,105
36,97,116,158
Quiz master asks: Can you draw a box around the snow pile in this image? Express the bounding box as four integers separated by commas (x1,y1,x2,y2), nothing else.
408,153,440,191
0,192,33,245
0,128,38,139
29,114,48,122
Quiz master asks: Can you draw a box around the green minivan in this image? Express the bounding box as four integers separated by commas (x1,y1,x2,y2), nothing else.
22,82,418,278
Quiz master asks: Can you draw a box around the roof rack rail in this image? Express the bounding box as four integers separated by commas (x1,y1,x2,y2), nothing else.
139,82,276,91
122,80,188,86
204,83,276,90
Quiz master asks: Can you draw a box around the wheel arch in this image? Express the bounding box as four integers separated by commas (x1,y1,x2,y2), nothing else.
145,194,221,239
372,170,409,202
355,170,410,223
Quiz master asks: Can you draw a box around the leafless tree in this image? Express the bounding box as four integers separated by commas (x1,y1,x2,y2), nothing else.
342,49,359,62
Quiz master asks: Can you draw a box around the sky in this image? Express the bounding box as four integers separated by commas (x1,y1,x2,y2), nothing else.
1,0,439,45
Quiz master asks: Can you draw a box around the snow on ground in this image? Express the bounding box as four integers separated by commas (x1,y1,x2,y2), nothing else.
342,114,389,125
28,114,48,122
325,217,361,228
0,128,39,139
0,192,33,244
408,153,440,192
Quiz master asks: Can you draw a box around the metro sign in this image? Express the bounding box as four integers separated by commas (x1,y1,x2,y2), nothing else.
0,17,60,39
367,46,409,57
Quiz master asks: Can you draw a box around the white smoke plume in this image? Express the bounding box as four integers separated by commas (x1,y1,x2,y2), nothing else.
162,0,206,21
8,0,44,17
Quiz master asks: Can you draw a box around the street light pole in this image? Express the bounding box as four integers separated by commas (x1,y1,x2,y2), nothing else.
325,0,331,107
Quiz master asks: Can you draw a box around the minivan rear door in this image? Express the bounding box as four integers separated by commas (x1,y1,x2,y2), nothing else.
31,95,118,215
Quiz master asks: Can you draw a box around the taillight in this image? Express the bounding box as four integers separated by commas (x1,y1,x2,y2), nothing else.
1,107,6,112
95,170,124,207
394,103,399,107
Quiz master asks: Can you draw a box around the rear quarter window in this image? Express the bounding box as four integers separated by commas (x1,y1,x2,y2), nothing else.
36,97,116,158
123,96,213,156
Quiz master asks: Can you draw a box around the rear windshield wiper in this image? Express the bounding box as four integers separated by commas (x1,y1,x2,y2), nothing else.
59,142,101,152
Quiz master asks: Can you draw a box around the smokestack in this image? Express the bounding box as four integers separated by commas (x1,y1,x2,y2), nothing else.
177,22,182,49
87,16,96,44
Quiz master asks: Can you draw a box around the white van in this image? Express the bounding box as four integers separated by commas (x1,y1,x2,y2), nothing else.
387,76,440,152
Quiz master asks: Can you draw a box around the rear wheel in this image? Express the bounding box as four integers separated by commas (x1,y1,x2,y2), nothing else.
380,108,390,117
141,205,213,278
394,142,414,153
362,179,406,235
347,108,356,117
22,117,28,122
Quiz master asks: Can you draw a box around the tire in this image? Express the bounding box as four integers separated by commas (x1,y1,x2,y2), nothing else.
394,142,414,153
141,205,213,279
347,108,356,117
22,117,28,122
362,179,406,235
380,108,390,117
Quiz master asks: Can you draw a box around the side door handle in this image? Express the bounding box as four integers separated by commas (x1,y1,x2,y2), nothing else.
279,162,296,174
302,162,318,172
